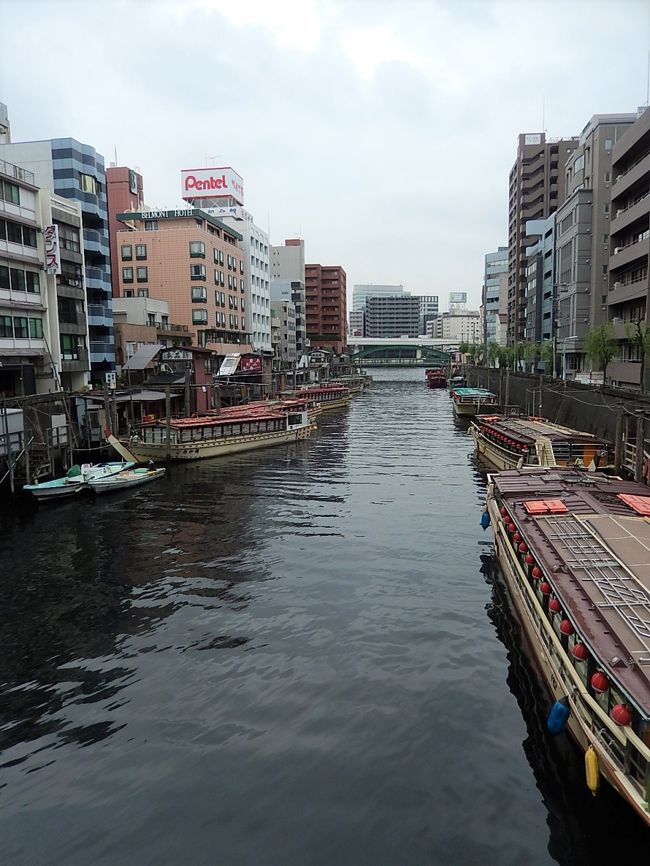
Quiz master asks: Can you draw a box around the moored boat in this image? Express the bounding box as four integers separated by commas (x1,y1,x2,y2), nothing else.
293,384,352,412
470,415,612,471
123,404,316,462
486,467,650,826
425,368,447,389
451,387,498,417
23,461,134,501
88,466,166,494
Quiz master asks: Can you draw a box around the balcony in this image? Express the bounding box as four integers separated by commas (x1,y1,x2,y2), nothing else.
611,150,650,200
157,321,189,335
0,159,35,186
62,349,90,372
610,192,650,236
87,304,113,328
609,237,649,272
608,276,649,306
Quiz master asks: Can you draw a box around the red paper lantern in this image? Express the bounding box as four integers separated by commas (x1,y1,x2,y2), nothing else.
610,704,633,726
531,566,542,579
508,524,517,534
540,582,552,595
500,506,508,517
591,671,610,694
571,643,588,661
560,619,574,636
518,542,527,553
525,554,534,565
549,598,561,614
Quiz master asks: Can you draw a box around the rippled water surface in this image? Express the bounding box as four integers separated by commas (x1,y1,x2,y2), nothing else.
1,369,647,865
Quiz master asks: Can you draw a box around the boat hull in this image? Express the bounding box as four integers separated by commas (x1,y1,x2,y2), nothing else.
488,495,650,827
453,400,498,417
23,481,84,501
314,396,352,412
89,468,166,494
122,423,317,462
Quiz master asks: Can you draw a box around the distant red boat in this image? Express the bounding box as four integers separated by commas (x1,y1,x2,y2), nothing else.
425,368,447,389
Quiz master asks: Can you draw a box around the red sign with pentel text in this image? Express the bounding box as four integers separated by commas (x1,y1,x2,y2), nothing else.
181,167,244,205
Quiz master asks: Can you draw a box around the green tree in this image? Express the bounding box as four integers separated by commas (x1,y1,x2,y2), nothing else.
488,341,502,367
584,322,617,382
458,341,470,356
539,340,555,374
625,319,650,394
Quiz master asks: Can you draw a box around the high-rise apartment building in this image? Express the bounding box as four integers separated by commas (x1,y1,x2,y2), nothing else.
428,311,480,342
353,284,405,312
271,239,306,355
1,155,90,395
0,136,113,378
608,106,650,389
364,295,420,338
107,166,145,298
507,133,578,344
270,300,296,366
305,263,347,354
419,295,439,335
114,207,247,351
524,216,556,346
553,113,637,377
349,309,365,336
482,247,508,347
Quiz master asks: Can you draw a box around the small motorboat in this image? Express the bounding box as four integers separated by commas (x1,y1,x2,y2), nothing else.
88,465,165,494
23,461,134,502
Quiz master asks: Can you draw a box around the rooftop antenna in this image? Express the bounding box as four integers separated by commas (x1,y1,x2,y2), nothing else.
542,95,546,134
207,154,222,166
114,145,118,165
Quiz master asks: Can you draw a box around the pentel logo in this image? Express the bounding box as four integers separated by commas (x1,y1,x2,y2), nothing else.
184,173,228,192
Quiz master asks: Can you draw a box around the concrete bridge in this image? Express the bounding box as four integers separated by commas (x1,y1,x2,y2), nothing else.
347,337,457,367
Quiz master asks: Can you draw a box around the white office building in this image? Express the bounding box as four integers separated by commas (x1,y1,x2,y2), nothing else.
352,283,405,311
428,310,480,342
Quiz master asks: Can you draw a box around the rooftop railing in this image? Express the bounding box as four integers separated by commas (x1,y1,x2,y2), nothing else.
0,158,35,185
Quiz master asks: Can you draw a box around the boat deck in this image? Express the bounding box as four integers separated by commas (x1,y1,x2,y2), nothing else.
494,470,650,712
479,415,603,444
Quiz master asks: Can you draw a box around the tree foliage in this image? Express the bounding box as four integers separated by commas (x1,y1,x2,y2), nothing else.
625,319,650,394
584,322,617,380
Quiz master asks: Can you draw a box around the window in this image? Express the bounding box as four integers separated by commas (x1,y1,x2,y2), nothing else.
123,289,134,298
192,286,207,302
240,260,244,274
192,308,208,324
10,268,25,292
22,225,37,247
190,264,206,280
80,173,99,195
0,315,12,337
26,271,40,293
121,244,133,260
574,154,585,173
60,262,82,287
122,267,134,282
189,241,205,258
0,180,20,204
60,334,80,359
605,139,613,152
57,223,80,252
144,220,158,231
137,288,149,298
29,318,43,338
0,265,8,289
147,313,156,326
240,279,245,291
136,266,148,282
13,316,28,338
135,244,147,260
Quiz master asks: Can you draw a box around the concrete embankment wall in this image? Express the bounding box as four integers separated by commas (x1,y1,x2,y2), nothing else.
465,367,650,443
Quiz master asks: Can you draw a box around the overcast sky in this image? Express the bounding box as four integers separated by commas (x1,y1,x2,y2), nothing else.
2,0,650,309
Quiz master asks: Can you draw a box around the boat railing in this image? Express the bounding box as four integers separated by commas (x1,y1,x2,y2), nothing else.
623,438,650,481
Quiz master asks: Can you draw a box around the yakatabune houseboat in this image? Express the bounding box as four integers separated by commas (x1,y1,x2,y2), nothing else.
124,404,316,462
293,384,352,412
451,387,498,417
471,415,612,471
425,368,447,389
487,468,650,825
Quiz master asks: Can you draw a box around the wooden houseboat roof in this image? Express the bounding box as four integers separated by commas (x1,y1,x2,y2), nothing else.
494,468,650,713
478,415,609,446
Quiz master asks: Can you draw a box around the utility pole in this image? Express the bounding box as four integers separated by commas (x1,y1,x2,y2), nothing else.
635,411,645,483
614,409,623,474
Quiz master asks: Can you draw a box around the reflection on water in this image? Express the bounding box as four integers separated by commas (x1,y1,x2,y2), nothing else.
0,369,646,865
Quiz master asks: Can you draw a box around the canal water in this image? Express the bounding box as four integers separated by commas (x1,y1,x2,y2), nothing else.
0,369,647,865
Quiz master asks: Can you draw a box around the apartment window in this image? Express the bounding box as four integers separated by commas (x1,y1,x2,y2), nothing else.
124,289,134,297
605,171,611,182
0,265,8,290
189,241,205,258
0,315,12,337
605,139,613,152
59,262,82,288
10,268,25,292
192,286,207,302
192,308,208,324
135,244,147,260
137,288,149,298
57,224,81,253
60,334,80,359
23,225,37,247
144,220,158,231
240,279,245,291
13,316,28,338
239,261,244,274
80,173,99,195
136,266,148,282
604,203,610,214
121,244,133,260
0,180,20,204
122,267,134,282
29,318,43,339
26,271,40,293
190,264,206,280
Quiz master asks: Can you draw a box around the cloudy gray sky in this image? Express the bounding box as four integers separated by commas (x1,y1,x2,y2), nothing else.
2,0,650,309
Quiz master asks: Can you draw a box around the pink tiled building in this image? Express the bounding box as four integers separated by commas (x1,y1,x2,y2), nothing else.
106,167,145,298
115,208,251,352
